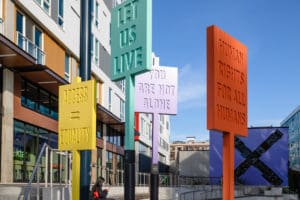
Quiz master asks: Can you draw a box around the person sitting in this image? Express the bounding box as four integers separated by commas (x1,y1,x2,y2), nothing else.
91,176,108,200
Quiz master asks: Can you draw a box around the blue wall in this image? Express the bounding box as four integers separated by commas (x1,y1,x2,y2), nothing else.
210,127,289,186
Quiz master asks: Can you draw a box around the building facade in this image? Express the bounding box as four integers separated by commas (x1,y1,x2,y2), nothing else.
169,137,209,176
0,0,125,185
170,137,209,162
281,105,300,171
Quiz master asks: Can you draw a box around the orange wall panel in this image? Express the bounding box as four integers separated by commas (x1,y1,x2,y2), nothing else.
44,34,65,78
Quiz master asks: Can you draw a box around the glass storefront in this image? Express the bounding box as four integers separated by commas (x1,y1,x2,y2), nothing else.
13,120,67,183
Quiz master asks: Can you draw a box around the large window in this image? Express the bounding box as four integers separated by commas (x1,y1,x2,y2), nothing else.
13,120,59,182
21,79,58,120
58,0,64,27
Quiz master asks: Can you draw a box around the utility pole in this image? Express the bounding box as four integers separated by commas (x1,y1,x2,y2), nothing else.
79,0,92,199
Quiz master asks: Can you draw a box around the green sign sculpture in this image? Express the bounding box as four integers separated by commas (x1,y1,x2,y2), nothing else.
111,0,152,81
111,0,152,199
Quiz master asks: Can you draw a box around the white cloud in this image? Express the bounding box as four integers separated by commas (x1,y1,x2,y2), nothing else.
177,64,206,107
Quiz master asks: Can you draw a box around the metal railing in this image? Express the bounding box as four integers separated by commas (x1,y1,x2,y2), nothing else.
20,143,71,200
23,143,48,200
101,171,221,188
137,172,150,186
16,31,45,64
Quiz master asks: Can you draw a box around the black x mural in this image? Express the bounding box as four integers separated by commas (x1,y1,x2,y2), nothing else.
234,129,283,186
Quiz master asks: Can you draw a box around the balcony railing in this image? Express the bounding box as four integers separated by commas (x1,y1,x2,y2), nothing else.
0,18,3,34
16,31,45,64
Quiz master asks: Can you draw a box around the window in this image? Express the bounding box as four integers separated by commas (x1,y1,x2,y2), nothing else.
107,126,122,146
97,148,102,177
116,154,124,183
106,151,113,169
23,82,38,110
96,121,103,138
34,27,43,64
108,88,112,111
90,34,94,63
95,1,99,27
38,89,50,115
35,0,51,14
21,79,58,120
120,99,125,121
16,12,25,48
148,123,152,140
141,118,144,135
121,80,125,92
65,53,70,82
139,143,147,154
58,0,64,27
13,120,62,182
95,38,99,65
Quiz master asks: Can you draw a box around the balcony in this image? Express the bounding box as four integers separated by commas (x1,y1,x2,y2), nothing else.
16,31,45,65
0,18,3,34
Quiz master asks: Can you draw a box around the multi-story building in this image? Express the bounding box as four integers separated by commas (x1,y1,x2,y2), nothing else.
134,54,171,173
169,137,209,176
281,105,300,171
0,0,125,185
170,137,209,162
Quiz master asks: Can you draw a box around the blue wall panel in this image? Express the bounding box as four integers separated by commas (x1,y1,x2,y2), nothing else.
210,127,288,186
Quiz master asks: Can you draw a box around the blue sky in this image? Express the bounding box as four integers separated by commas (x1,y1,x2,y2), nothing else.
152,0,300,142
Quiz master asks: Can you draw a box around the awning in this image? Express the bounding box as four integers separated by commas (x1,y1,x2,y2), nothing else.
0,34,35,67
97,104,125,134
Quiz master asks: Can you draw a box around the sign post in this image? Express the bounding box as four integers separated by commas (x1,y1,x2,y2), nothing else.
58,77,96,200
111,0,152,199
135,66,178,200
207,25,248,200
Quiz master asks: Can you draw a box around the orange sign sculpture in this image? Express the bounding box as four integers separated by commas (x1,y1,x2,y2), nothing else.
207,25,248,200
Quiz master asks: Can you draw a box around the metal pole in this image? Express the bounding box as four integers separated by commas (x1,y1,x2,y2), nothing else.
222,132,235,200
50,150,53,200
79,0,92,199
150,113,159,200
124,75,135,200
45,146,48,188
